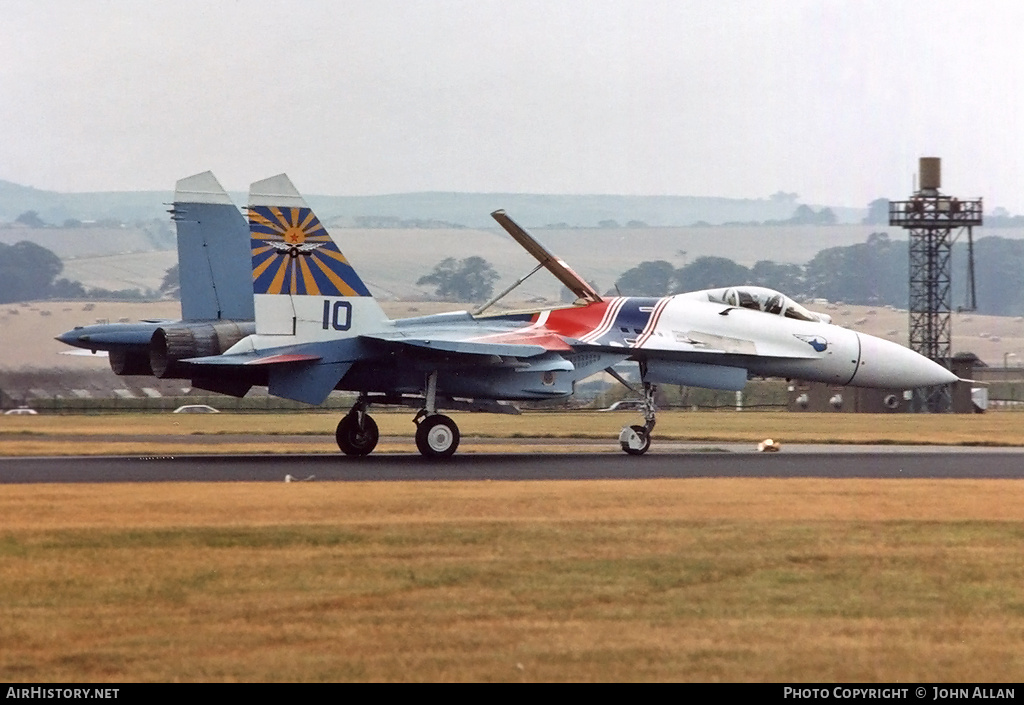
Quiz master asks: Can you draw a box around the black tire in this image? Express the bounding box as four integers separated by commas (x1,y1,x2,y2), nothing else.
415,414,460,459
620,425,651,456
335,414,379,456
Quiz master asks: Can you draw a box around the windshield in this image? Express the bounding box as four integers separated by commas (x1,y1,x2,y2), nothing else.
708,287,827,323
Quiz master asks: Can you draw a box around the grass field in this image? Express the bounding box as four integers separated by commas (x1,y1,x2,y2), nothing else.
1,480,1023,682
2,410,1024,456
2,411,1023,682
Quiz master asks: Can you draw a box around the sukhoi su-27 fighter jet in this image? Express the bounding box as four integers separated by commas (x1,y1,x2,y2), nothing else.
59,173,958,458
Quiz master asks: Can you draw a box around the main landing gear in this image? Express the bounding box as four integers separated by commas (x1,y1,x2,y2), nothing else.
413,370,459,459
334,371,461,460
335,399,379,456
413,410,460,459
618,381,657,456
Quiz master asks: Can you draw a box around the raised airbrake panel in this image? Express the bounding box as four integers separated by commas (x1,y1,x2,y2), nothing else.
491,210,602,303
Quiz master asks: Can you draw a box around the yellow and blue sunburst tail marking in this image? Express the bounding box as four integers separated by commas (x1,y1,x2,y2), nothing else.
249,205,372,297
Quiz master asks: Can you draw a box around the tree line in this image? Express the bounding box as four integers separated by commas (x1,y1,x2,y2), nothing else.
610,233,1024,317
409,233,1024,318
9,230,1024,318
611,231,906,304
0,240,156,304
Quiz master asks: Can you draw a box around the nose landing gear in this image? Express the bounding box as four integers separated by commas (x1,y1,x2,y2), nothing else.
618,380,657,456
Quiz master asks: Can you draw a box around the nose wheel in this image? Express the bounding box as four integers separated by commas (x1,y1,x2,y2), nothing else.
619,380,657,456
619,424,651,455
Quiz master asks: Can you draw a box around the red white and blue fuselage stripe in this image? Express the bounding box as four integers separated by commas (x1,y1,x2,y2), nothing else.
476,297,673,351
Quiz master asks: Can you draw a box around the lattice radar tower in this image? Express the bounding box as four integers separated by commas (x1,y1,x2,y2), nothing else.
888,157,981,412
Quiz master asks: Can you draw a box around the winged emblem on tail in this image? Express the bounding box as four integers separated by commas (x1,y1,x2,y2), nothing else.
269,240,325,258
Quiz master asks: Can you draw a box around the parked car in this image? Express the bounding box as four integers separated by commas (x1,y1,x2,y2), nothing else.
4,407,38,415
598,400,644,412
172,404,219,414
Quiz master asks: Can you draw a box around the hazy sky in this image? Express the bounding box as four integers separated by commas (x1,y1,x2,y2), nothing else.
4,0,1024,210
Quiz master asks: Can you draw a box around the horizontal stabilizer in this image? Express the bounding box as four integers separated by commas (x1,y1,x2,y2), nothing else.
181,352,322,366
192,377,252,398
269,361,352,405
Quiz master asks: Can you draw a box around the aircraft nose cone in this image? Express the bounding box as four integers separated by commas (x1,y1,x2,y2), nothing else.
853,333,959,388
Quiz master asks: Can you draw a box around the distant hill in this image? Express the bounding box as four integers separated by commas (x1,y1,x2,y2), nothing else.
0,226,168,258
1,178,866,227
306,192,867,228
0,181,174,224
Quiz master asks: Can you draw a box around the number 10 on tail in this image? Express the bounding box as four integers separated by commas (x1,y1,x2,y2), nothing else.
322,300,352,331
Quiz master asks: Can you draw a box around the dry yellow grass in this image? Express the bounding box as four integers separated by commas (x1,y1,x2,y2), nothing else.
2,480,1024,682
3,479,1024,529
3,410,1024,457
3,411,1023,681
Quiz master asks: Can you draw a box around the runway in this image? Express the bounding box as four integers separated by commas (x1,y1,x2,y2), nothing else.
3,443,1024,483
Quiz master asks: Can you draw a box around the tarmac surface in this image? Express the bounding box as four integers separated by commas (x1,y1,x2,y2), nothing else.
3,440,1024,483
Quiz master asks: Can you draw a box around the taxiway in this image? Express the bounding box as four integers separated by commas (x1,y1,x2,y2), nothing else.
2,444,1023,483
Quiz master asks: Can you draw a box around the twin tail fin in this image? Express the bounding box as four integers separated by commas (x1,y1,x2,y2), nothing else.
247,174,387,339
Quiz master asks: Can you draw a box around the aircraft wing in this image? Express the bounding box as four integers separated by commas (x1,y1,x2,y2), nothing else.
181,351,322,366
184,335,558,364
364,327,575,358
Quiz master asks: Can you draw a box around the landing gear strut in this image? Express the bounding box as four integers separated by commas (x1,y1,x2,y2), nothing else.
413,370,460,459
334,372,464,459
619,380,657,456
335,397,379,456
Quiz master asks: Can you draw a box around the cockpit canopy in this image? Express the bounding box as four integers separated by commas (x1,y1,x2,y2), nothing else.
704,286,831,324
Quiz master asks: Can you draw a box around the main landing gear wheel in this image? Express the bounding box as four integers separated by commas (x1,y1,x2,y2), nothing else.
336,413,379,456
415,414,460,459
619,424,651,456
